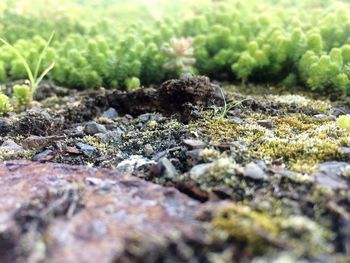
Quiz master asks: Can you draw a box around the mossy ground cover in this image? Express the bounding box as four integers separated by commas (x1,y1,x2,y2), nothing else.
1,0,350,262
0,78,350,262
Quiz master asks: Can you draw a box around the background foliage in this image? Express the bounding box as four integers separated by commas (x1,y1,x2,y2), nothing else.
1,0,350,94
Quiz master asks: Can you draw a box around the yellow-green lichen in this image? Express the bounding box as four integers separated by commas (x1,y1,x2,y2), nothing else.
189,115,242,142
270,94,330,113
190,111,350,171
211,204,332,256
0,147,34,161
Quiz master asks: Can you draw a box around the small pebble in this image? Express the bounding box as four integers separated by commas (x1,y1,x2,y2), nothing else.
102,108,118,119
244,162,268,180
144,144,154,157
257,119,274,129
183,139,207,149
76,143,97,157
84,122,107,135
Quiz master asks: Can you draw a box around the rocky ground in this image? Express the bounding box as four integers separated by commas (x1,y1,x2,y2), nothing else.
1,76,350,262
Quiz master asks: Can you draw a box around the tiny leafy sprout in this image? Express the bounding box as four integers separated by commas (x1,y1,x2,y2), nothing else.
13,84,32,108
219,87,253,119
0,32,55,95
336,115,350,132
0,93,12,116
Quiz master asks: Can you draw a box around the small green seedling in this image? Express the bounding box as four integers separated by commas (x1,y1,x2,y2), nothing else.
219,88,253,119
13,84,32,107
0,32,55,94
336,115,350,132
0,94,12,116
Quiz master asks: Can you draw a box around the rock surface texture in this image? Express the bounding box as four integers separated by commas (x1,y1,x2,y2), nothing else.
0,161,200,263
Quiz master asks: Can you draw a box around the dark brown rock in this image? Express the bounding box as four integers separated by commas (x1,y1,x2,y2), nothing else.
0,161,200,263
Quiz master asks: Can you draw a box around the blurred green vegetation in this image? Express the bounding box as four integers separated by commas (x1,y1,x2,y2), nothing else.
1,0,350,94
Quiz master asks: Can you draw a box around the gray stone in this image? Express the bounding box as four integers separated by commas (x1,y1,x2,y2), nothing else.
32,149,53,161
244,162,268,180
76,143,97,157
84,122,107,135
144,144,154,157
257,119,274,129
158,158,178,179
189,163,214,179
102,108,118,119
1,139,22,152
314,161,348,191
230,117,244,124
99,129,124,143
314,114,335,121
183,139,207,149
117,155,155,174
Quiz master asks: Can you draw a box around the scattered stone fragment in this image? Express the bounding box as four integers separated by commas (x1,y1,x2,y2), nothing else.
32,149,54,162
244,162,268,180
189,163,214,179
183,139,207,149
228,116,244,124
314,161,348,191
314,114,334,121
84,122,107,135
117,155,155,174
143,144,154,157
330,107,350,117
22,135,64,151
76,143,97,157
65,146,81,154
154,158,179,179
102,107,118,119
22,135,50,151
99,129,124,143
257,119,274,129
1,139,23,152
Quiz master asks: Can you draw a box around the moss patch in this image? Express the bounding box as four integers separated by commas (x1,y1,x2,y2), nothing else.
190,111,350,171
209,203,332,257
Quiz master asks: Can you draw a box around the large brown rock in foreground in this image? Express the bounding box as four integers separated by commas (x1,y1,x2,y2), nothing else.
0,161,200,263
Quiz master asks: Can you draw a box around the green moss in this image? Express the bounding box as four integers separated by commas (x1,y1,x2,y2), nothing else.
190,111,350,171
271,94,330,113
189,114,242,142
0,147,34,161
211,203,332,256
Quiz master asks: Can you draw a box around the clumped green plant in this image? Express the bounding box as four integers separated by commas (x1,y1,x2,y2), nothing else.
12,84,32,108
0,94,12,116
336,115,350,132
0,32,55,94
162,37,196,75
2,1,350,96
125,77,141,90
